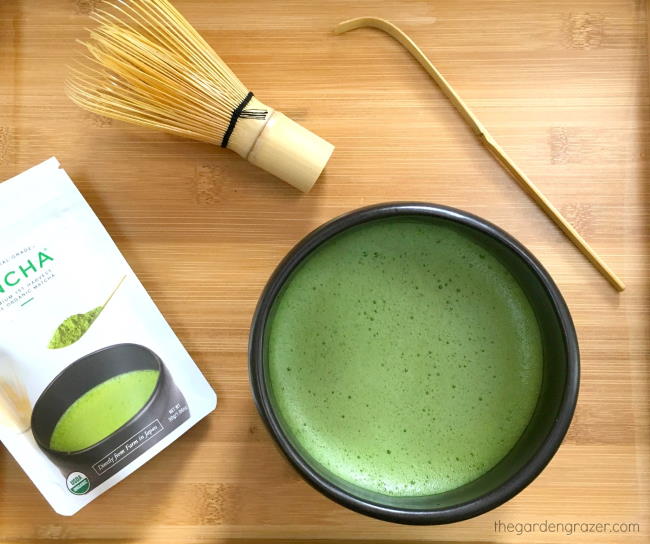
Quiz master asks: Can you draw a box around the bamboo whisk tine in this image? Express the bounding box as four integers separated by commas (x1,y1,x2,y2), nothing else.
100,0,245,94
67,0,334,192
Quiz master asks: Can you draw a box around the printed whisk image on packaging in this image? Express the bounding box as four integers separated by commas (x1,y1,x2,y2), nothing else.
0,158,217,515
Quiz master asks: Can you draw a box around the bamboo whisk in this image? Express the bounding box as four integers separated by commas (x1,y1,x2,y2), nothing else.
0,357,31,433
67,0,334,192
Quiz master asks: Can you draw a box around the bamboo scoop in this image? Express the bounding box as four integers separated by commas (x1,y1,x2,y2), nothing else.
335,17,625,292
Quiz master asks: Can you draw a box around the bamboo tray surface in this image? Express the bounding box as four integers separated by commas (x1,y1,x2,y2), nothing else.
0,1,648,543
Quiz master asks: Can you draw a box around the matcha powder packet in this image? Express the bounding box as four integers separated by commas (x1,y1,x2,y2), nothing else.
0,158,217,515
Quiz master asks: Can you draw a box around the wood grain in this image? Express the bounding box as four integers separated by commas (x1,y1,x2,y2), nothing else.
0,0,648,542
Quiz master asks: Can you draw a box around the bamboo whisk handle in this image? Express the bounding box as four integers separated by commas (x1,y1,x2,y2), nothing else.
246,110,334,193
227,96,334,193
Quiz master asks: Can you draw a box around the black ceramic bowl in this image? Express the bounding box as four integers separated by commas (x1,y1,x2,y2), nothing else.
249,203,579,524
32,343,190,493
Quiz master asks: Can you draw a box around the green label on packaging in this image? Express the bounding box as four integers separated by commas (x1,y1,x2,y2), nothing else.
66,472,90,495
0,251,53,294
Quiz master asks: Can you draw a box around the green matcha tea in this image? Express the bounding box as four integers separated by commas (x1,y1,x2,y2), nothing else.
267,217,543,497
49,369,159,452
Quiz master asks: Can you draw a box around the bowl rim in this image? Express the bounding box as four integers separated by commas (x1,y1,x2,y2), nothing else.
248,202,580,525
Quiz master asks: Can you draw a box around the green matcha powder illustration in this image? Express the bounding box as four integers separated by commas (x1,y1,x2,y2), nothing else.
48,276,126,349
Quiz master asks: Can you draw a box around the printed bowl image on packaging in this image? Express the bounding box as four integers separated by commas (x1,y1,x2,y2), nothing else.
31,344,191,493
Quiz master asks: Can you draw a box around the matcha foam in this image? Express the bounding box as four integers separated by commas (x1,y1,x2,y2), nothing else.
267,217,543,497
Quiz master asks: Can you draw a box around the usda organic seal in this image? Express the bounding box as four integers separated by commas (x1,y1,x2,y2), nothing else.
66,472,90,495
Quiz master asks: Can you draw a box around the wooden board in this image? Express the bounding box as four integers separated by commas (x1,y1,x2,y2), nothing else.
0,0,648,542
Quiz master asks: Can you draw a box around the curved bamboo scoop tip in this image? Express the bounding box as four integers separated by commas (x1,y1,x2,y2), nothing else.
333,16,625,292
334,17,399,35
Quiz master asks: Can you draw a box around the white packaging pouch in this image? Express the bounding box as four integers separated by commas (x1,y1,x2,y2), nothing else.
0,158,217,515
